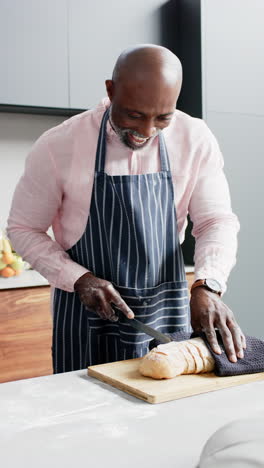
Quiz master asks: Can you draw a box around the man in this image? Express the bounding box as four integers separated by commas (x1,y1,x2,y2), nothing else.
7,45,246,373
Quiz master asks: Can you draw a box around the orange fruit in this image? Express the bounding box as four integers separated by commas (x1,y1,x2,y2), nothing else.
0,266,16,277
14,269,22,276
1,252,15,264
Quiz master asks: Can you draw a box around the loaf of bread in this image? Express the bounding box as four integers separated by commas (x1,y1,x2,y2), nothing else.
139,337,215,379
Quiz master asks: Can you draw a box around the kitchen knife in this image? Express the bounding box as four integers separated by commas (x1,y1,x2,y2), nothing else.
116,310,172,344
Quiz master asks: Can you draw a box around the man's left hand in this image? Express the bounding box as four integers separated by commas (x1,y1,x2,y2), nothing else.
190,287,246,362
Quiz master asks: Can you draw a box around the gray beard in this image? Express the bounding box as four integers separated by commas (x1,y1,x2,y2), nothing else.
108,107,158,151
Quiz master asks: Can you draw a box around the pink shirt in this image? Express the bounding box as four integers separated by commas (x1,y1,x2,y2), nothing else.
7,98,240,294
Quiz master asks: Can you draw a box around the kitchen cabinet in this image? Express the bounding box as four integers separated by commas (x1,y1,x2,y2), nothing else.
66,0,166,109
0,0,171,111
0,0,68,108
186,271,194,291
0,272,194,383
0,285,52,383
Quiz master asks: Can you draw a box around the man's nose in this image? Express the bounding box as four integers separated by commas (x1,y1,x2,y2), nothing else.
138,121,157,138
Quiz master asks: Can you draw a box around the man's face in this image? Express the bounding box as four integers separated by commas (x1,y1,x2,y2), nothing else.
106,78,180,151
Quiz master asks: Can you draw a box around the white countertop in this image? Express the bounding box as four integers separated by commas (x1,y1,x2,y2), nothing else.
1,369,264,468
185,264,195,273
0,266,194,290
0,269,49,290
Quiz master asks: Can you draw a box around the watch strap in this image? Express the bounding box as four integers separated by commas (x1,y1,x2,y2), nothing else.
191,279,222,296
190,279,206,293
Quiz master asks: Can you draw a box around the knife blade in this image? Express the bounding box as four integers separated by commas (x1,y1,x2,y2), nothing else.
119,313,172,344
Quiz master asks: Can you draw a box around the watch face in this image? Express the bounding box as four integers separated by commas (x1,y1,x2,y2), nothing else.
206,278,222,292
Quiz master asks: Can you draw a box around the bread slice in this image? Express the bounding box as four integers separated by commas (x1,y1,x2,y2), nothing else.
189,337,215,372
185,341,204,373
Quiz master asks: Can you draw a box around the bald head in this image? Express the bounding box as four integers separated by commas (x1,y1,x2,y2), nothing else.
112,44,182,87
105,45,182,150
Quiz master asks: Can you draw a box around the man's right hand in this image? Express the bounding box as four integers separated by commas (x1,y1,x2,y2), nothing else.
74,272,134,321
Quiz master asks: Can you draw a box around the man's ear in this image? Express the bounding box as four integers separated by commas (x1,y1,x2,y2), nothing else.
105,79,114,101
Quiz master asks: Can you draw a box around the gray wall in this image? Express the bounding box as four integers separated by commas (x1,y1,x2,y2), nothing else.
0,112,64,232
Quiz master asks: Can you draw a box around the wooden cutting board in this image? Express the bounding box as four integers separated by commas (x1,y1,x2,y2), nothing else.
88,358,264,404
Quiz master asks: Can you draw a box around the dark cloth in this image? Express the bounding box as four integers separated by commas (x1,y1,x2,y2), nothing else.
150,330,264,377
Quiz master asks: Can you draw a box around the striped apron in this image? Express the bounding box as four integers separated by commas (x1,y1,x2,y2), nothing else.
52,109,190,373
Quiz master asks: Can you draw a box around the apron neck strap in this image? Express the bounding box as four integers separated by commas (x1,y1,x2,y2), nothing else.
158,131,170,172
95,108,171,173
95,108,110,172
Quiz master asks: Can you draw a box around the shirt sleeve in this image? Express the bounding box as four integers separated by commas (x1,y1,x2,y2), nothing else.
7,134,89,292
188,123,240,294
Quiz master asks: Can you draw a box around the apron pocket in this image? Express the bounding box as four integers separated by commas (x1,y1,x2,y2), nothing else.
116,279,191,343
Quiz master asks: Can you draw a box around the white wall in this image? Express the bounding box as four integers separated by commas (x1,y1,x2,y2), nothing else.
0,113,64,231
202,0,264,338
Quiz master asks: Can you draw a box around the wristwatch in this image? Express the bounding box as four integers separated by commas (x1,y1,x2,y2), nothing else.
190,278,223,296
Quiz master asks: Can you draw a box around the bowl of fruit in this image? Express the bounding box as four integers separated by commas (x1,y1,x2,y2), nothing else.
0,236,25,277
